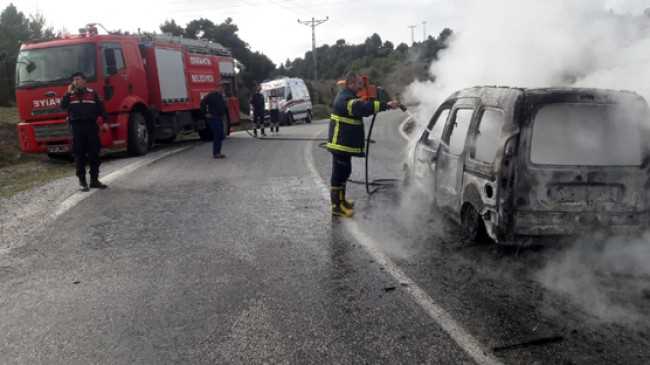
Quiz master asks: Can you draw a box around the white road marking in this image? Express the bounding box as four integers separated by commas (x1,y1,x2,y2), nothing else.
304,131,502,365
51,146,193,219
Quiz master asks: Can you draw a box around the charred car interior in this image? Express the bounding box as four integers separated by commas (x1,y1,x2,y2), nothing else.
406,86,650,244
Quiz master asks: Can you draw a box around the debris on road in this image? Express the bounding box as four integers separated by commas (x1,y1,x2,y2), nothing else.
492,335,564,353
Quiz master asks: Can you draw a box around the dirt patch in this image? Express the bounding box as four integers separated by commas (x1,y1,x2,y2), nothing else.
0,160,71,199
0,107,25,168
0,106,74,198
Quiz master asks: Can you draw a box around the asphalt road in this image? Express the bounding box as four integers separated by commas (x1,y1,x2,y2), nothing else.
1,112,649,364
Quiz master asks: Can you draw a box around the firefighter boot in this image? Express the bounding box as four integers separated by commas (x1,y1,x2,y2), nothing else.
341,183,355,210
79,175,90,192
331,187,354,218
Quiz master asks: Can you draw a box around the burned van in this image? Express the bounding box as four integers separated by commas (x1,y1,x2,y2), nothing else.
405,87,650,243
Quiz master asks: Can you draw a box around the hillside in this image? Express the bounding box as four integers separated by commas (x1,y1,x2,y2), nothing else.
278,29,452,104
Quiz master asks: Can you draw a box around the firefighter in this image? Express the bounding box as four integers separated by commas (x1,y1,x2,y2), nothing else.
326,72,400,217
200,88,228,159
250,85,266,137
61,72,108,192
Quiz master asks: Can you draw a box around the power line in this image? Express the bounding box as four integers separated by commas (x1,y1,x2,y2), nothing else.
297,16,329,80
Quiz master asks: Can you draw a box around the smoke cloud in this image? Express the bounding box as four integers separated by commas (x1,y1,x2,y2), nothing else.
405,0,650,124
537,234,650,324
401,0,650,324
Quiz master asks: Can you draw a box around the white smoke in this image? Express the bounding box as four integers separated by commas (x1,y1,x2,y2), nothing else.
537,234,650,324
402,0,650,324
405,0,650,124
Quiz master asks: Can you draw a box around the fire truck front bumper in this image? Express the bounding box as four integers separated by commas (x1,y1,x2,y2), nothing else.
17,120,71,154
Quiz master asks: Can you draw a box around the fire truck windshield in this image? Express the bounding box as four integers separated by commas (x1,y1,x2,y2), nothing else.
16,43,97,89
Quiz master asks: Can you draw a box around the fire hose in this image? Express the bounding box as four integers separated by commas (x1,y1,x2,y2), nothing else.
244,105,407,196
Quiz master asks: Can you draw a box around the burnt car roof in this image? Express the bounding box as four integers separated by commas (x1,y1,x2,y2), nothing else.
523,87,646,106
450,86,646,106
446,86,524,110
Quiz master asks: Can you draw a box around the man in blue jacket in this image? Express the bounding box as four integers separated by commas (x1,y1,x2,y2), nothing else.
326,72,399,217
201,89,228,159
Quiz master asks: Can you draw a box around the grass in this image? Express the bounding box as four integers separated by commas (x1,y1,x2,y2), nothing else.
0,106,73,199
0,160,72,199
0,111,259,199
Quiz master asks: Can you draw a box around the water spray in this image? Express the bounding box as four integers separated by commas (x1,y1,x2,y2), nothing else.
352,103,407,195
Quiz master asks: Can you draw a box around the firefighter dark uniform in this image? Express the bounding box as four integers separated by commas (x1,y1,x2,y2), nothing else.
60,87,107,189
200,90,228,158
326,88,390,217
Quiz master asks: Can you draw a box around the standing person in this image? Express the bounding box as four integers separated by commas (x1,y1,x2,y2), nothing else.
269,95,280,134
250,85,266,137
60,72,108,192
326,72,399,217
201,88,228,159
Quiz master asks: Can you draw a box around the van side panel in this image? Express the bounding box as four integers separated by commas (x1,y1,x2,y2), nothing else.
459,88,523,242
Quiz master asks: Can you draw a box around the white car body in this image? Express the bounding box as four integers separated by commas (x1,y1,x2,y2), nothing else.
261,78,313,124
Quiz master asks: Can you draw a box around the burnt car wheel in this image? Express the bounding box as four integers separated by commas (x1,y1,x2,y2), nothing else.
461,204,489,243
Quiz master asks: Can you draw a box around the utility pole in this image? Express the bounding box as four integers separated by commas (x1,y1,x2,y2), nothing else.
422,21,427,41
408,25,417,44
297,16,329,81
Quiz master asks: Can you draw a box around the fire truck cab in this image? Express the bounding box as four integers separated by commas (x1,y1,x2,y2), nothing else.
15,25,241,156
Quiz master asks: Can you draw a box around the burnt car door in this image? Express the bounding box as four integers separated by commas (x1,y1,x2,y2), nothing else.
435,99,478,215
412,102,452,193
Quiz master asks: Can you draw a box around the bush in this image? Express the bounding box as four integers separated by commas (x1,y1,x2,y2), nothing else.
311,104,331,120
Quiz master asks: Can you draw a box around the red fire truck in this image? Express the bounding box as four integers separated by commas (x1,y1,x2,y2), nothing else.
15,24,241,157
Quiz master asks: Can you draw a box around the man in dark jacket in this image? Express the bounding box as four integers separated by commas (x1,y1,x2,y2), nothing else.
326,72,399,217
250,85,266,137
200,89,228,159
60,72,107,191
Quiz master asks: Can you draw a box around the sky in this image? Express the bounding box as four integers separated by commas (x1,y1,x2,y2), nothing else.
3,0,648,66
2,0,463,65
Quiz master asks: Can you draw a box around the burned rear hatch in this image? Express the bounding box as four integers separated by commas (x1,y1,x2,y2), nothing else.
514,89,650,233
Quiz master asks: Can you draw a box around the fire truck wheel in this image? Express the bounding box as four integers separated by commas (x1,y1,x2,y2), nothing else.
127,112,149,156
